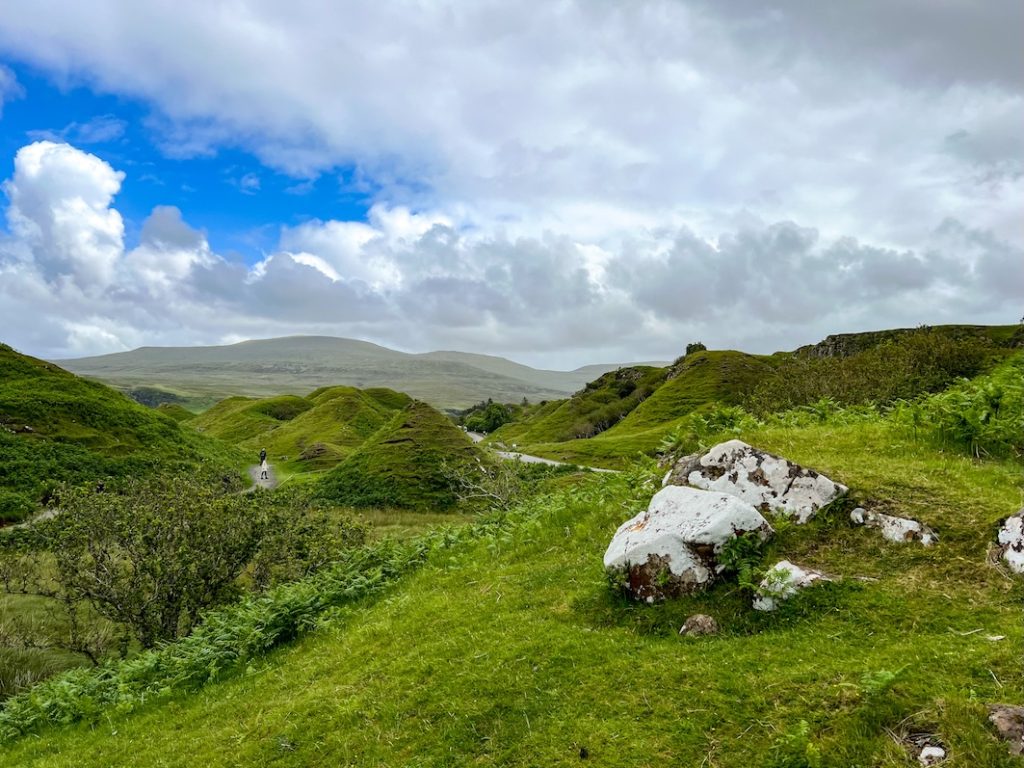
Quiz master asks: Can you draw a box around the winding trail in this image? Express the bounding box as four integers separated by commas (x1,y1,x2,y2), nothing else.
466,432,617,473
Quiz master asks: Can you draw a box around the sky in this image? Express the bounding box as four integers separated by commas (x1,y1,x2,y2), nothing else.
0,1,1020,370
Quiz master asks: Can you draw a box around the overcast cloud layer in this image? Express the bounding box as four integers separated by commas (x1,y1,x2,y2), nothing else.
0,1,1021,368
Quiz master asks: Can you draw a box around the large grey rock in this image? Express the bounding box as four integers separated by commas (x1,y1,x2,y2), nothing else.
604,485,772,602
666,440,847,523
753,560,831,612
996,510,1024,573
851,507,937,546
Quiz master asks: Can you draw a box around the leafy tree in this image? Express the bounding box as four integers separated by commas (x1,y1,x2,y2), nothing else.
45,475,274,648
685,341,707,355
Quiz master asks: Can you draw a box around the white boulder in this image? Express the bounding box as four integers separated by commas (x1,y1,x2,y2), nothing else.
753,560,830,612
667,440,847,523
996,510,1024,573
850,507,937,546
604,485,772,602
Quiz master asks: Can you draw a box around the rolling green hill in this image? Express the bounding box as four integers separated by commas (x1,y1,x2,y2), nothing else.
489,350,776,465
192,387,413,472
318,400,485,509
0,343,244,522
55,336,668,410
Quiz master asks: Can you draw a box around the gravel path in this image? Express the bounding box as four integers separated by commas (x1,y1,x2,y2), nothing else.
247,463,279,491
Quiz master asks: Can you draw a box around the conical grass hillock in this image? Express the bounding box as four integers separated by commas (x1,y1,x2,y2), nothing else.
318,400,484,509
191,387,413,471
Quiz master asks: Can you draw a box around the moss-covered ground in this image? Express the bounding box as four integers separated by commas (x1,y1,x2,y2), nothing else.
3,418,1021,767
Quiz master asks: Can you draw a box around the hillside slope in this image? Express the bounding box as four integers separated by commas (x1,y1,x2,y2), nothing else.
318,400,485,509
192,386,413,471
55,336,658,409
0,344,242,521
490,350,776,465
2,419,1021,766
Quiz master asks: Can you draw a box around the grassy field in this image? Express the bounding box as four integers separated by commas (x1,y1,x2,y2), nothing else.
2,416,1021,766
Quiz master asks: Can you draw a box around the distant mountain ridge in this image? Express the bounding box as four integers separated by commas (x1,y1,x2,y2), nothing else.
55,336,670,410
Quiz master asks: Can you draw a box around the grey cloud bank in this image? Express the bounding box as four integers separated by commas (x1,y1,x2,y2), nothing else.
0,1,1020,367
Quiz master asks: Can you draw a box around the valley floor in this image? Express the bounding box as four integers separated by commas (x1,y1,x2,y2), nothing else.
2,421,1022,767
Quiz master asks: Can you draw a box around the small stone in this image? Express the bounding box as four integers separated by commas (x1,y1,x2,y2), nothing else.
917,745,945,765
988,704,1024,756
753,560,830,612
850,507,937,546
996,510,1024,573
679,614,719,637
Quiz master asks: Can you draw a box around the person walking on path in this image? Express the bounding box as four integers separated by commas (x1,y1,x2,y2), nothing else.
259,448,269,480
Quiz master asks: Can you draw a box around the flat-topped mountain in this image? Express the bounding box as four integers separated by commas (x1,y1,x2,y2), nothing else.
55,336,669,410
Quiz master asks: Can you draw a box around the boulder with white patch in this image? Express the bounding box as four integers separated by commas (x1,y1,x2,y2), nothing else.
666,440,847,523
753,560,831,611
850,507,937,546
996,509,1024,574
604,485,773,602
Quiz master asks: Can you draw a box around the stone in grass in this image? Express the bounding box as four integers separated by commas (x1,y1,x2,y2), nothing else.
679,614,719,637
995,509,1024,574
917,745,946,766
604,485,772,603
752,560,831,612
988,704,1024,756
902,732,947,766
850,507,937,546
666,440,847,523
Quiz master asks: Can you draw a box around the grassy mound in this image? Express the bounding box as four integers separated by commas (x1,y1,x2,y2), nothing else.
2,418,1021,766
491,350,775,466
489,366,668,445
192,387,412,471
318,400,484,509
0,344,242,520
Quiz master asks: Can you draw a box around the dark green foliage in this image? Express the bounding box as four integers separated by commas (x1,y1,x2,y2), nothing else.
318,401,486,509
750,329,1000,414
685,341,707,356
0,491,34,525
890,352,1024,458
45,477,280,649
461,400,514,433
125,387,186,408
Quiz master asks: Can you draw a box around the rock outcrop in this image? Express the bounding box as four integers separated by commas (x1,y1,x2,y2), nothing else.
996,510,1024,573
604,485,772,602
850,507,937,546
665,440,847,523
753,560,830,611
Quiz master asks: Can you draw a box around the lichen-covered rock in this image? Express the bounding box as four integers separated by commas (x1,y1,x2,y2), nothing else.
679,614,719,637
666,440,847,523
604,485,772,602
996,510,1024,573
851,507,937,546
988,704,1024,756
753,560,830,611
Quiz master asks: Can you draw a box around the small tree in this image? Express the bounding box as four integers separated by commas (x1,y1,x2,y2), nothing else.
48,475,274,648
686,341,707,356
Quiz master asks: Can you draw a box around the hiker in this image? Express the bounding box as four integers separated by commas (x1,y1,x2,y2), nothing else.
259,448,269,480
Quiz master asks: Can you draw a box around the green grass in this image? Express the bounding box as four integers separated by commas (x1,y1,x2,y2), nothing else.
0,344,245,515
2,417,1021,766
318,400,486,509
490,350,776,467
191,387,413,473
